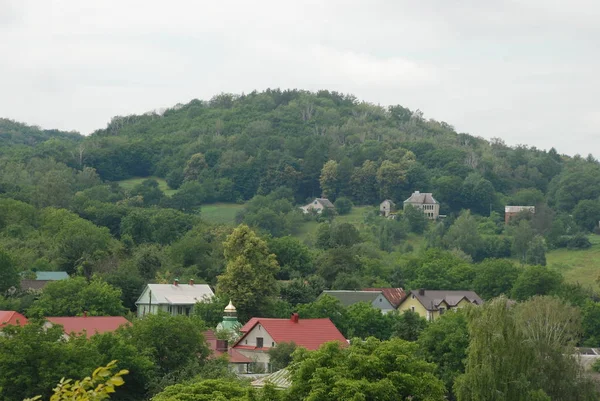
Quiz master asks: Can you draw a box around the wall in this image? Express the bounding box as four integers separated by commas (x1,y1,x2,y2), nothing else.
398,295,430,320
371,294,396,314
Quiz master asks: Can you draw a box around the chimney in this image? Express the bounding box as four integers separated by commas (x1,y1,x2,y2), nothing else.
418,288,425,296
173,279,179,286
83,311,88,318
415,191,420,194
189,279,194,286
216,339,228,352
290,312,299,323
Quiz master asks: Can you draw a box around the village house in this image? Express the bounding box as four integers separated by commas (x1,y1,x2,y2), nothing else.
20,271,69,292
504,205,535,224
299,198,334,214
397,289,483,321
44,315,131,339
403,191,440,219
320,290,398,314
363,287,406,309
135,279,214,318
379,199,396,217
0,311,28,328
231,313,347,372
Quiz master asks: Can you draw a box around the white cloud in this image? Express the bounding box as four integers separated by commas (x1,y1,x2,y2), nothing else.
0,0,598,155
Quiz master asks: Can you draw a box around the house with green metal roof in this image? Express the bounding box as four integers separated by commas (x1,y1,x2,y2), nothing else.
35,271,69,281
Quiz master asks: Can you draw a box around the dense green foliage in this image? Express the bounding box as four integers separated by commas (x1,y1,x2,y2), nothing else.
3,90,600,400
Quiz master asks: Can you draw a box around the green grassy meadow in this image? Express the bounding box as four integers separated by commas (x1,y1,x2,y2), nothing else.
200,203,245,225
547,235,600,292
117,176,177,196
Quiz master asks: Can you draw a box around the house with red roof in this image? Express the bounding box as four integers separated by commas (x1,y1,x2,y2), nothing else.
0,311,28,328
204,329,252,372
363,288,406,309
44,316,131,339
232,313,347,372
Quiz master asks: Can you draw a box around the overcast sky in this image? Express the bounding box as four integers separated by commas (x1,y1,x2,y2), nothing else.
1,0,598,156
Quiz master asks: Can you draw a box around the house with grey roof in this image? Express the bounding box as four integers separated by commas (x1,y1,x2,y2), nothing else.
505,205,535,224
300,198,335,214
135,279,214,317
397,289,483,321
380,199,396,217
403,191,440,219
319,290,396,314
20,271,69,291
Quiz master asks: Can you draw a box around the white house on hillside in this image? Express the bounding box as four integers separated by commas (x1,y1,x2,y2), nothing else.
299,198,334,214
135,280,214,318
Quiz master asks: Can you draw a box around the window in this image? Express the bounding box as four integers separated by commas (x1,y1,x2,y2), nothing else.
379,298,382,302
256,337,264,348
272,342,275,347
411,306,415,312
411,294,415,299
439,307,446,315
245,339,248,345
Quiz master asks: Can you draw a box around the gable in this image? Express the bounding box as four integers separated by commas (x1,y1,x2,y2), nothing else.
371,294,395,310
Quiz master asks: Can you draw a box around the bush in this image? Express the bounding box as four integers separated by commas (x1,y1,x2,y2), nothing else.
334,197,353,215
567,233,592,250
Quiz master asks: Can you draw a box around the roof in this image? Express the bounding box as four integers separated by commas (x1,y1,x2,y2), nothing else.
404,191,438,205
136,283,214,306
363,288,406,308
46,316,131,338
35,271,69,280
235,317,346,351
316,198,334,208
251,369,292,389
204,330,251,363
407,290,483,312
20,279,51,291
505,206,535,213
0,311,28,328
320,290,382,307
381,199,396,206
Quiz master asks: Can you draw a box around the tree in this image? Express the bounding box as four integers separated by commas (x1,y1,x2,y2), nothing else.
526,235,547,266
268,342,297,371
183,152,208,181
455,296,597,401
418,310,469,399
24,361,129,401
319,160,340,199
297,295,349,336
268,236,314,278
217,225,279,318
403,204,428,234
345,302,390,339
329,222,361,247
151,378,252,401
287,338,446,401
472,259,520,300
27,277,126,318
511,265,562,301
389,309,428,341
0,249,19,293
350,160,379,205
573,199,600,231
334,196,353,215
122,313,209,375
444,210,483,260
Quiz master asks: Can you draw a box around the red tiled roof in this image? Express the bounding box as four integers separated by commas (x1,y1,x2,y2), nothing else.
46,316,130,338
363,288,406,308
0,311,28,328
235,317,347,351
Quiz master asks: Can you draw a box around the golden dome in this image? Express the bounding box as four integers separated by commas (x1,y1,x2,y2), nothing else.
224,300,237,313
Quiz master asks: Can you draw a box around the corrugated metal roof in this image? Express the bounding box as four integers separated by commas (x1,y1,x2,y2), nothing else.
20,279,51,291
235,317,346,351
137,284,214,306
363,288,406,308
35,271,69,280
320,291,381,307
251,369,291,389
46,316,131,338
0,311,28,328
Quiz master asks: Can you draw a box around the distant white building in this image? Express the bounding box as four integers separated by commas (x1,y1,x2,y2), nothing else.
505,206,535,224
299,198,335,214
403,191,440,219
135,280,214,318
379,199,396,217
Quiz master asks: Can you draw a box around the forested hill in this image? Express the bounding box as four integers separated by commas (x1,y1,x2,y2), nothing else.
3,89,598,216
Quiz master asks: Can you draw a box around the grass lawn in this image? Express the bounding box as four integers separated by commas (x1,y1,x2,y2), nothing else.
293,206,375,242
547,235,600,292
200,203,245,225
117,176,177,196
